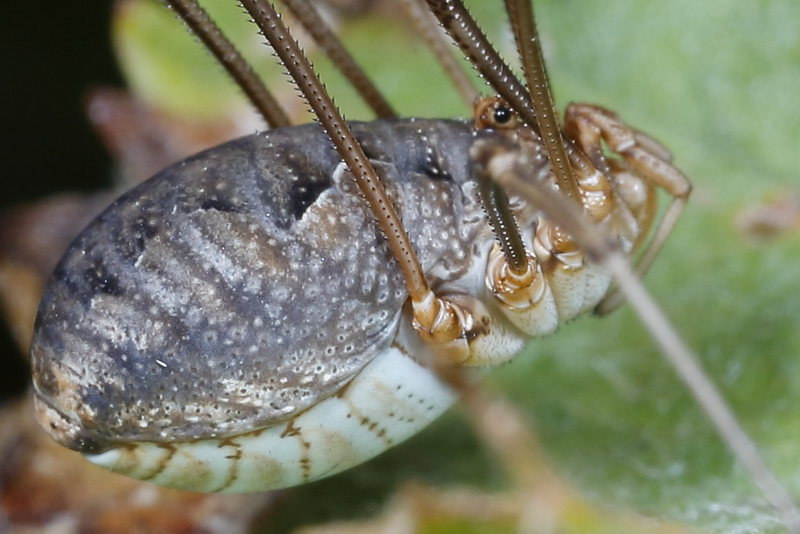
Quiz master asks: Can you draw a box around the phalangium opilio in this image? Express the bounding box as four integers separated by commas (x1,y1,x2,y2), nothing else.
9,1,800,533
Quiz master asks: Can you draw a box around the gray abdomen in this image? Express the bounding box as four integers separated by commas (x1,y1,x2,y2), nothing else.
31,119,489,451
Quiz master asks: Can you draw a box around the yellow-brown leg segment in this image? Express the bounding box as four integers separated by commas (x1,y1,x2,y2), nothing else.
564,103,692,315
240,1,477,358
474,138,800,533
164,0,291,128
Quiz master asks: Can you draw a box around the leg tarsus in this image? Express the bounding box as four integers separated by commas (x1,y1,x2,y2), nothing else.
564,103,692,315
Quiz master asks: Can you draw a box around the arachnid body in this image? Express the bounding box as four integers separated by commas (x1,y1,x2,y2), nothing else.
34,99,685,490
37,0,776,503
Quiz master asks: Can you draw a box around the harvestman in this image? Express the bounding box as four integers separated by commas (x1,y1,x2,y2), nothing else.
28,0,800,530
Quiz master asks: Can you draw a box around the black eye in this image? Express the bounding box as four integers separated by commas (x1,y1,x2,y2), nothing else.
493,106,513,124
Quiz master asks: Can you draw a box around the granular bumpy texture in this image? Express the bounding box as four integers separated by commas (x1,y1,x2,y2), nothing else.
31,119,493,451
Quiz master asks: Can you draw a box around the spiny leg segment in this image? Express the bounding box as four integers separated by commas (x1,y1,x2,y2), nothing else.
165,0,291,127
281,0,396,119
474,138,800,533
423,0,540,134
421,0,592,195
239,0,469,344
503,0,580,203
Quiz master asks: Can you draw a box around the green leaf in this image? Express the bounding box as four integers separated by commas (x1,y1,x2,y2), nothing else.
113,0,283,119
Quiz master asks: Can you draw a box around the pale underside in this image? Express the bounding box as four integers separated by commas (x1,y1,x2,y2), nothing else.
86,341,459,492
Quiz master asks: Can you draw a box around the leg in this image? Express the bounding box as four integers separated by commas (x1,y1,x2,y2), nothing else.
476,138,800,531
565,103,692,314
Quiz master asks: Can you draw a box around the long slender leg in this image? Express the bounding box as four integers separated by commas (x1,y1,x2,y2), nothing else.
414,0,568,290
422,0,596,202
503,0,579,203
423,0,537,132
471,137,800,534
281,0,396,118
240,0,465,343
165,0,290,128
476,165,530,276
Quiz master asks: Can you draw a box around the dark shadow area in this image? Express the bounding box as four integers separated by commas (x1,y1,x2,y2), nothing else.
0,2,122,207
